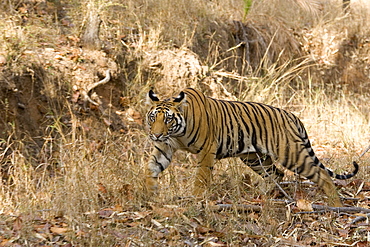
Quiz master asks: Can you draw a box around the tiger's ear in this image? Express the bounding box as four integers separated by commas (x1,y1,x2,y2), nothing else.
173,91,185,103
147,90,160,104
173,91,186,109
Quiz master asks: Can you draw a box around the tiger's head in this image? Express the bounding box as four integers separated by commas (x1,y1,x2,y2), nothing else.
146,90,187,142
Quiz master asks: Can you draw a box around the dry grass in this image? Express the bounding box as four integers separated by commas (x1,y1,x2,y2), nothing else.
0,0,369,245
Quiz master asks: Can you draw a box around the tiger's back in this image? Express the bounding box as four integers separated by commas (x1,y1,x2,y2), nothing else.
145,88,358,206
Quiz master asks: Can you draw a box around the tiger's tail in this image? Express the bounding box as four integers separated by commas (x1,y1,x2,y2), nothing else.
298,119,359,180
305,138,359,180
324,161,359,180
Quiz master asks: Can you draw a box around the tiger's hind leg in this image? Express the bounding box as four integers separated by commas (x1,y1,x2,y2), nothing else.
240,153,285,196
298,165,343,207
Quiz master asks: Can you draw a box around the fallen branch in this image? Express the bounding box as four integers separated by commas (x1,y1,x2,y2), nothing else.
297,204,370,214
211,202,370,214
349,213,370,225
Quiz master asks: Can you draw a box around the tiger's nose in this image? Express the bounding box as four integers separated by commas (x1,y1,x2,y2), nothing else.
153,133,162,139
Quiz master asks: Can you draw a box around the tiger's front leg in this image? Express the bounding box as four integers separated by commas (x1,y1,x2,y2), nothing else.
193,152,215,197
145,143,174,194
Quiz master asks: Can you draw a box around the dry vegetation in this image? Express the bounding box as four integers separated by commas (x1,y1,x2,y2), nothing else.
0,0,370,246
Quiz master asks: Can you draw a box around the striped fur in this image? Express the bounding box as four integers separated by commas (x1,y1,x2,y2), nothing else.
145,88,358,206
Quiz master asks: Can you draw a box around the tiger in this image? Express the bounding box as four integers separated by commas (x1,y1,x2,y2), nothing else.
145,87,359,206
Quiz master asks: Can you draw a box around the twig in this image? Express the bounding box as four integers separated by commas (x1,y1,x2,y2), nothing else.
86,69,111,92
279,181,315,186
210,204,262,212
349,213,370,225
340,197,360,201
256,153,294,202
294,210,328,214
82,69,111,107
359,144,370,159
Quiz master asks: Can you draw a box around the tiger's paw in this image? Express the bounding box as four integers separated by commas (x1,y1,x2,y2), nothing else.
328,196,343,207
193,185,207,198
145,177,158,195
193,190,205,199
